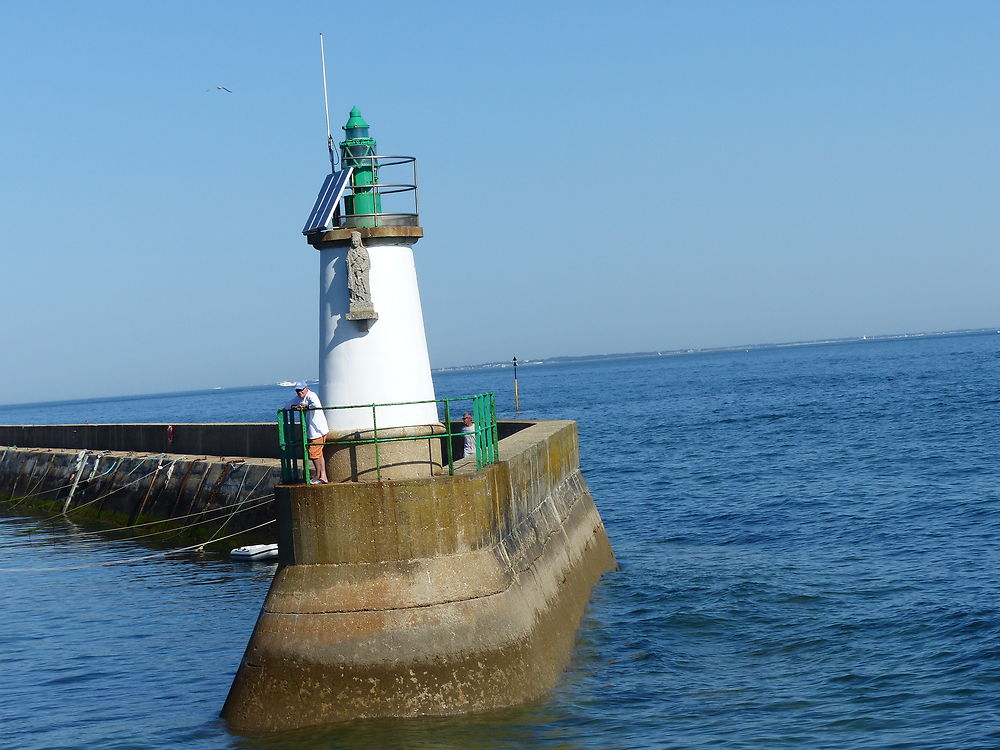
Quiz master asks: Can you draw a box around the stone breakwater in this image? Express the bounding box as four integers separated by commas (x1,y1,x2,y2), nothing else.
222,419,617,731
0,423,281,460
0,445,280,543
0,421,544,536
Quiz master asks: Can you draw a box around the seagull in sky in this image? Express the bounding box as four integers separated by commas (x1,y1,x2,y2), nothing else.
206,85,232,93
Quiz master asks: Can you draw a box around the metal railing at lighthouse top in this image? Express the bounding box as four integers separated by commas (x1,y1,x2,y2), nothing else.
340,154,420,230
277,392,498,484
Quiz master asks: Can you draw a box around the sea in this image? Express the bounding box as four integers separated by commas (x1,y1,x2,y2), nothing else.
1,332,998,750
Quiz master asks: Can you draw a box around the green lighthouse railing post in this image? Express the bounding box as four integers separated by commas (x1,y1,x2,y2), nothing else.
300,409,311,484
443,399,454,474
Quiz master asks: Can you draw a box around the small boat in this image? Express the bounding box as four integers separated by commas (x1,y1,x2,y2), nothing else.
277,380,297,387
230,543,279,560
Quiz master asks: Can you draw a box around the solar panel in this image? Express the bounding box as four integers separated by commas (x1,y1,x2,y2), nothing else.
302,168,353,234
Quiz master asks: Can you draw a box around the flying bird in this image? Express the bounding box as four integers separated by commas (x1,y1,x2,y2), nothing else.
206,85,232,93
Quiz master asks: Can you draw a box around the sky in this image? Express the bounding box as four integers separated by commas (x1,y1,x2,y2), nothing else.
1,1,998,404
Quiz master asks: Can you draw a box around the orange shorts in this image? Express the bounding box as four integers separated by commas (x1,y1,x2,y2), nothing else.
308,434,327,460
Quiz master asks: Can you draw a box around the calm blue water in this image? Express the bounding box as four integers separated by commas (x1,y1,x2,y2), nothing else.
2,333,999,749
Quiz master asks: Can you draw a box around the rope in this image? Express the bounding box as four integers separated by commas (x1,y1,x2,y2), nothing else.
1,454,278,550
6,450,63,509
131,464,273,546
2,454,118,508
202,469,272,544
4,493,275,548
91,496,276,545
0,452,281,560
7,460,55,509
24,458,177,528
0,519,277,573
21,489,274,539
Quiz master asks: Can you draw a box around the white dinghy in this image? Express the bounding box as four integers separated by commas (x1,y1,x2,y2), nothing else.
230,543,279,560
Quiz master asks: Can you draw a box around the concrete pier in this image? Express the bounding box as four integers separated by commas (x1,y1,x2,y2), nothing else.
222,419,616,731
0,445,280,543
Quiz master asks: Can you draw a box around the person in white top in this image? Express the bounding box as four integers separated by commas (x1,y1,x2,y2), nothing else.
461,412,476,458
288,381,330,484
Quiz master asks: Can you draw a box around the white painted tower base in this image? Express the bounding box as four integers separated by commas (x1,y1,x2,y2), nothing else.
311,226,442,481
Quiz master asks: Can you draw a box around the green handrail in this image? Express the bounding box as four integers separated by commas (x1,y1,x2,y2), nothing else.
277,393,499,484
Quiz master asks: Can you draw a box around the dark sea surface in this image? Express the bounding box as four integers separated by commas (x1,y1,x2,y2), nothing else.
2,333,999,749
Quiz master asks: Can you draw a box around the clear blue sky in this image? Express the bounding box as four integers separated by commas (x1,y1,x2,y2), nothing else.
1,1,998,404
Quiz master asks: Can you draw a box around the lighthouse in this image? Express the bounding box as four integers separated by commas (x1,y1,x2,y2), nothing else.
303,107,442,481
222,102,616,733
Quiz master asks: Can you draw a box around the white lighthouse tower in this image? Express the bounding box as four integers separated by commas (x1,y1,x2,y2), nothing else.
301,107,443,481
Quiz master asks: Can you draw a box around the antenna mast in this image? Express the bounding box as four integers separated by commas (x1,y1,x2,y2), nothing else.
319,33,336,171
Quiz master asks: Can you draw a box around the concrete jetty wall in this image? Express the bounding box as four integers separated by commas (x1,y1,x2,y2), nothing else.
0,420,544,543
0,421,534,463
222,419,617,731
0,446,280,542
0,423,281,459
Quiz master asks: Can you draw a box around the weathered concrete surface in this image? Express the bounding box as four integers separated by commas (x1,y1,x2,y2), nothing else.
0,423,281,459
0,422,536,539
0,421,534,464
324,423,446,482
309,225,424,247
0,446,280,541
221,420,616,732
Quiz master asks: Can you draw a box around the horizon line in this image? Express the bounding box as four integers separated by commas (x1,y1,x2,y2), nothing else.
1,325,996,409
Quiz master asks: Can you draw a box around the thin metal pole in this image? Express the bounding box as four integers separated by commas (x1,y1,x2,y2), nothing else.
372,154,380,228
472,396,481,470
277,411,287,481
490,393,499,463
412,159,420,220
444,399,453,475
513,356,520,412
319,33,336,171
62,450,88,514
301,410,311,484
372,405,380,481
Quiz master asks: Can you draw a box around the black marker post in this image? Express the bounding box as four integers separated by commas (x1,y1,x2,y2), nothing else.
512,356,519,413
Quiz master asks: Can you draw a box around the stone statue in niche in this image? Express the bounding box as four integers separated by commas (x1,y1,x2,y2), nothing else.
345,231,378,324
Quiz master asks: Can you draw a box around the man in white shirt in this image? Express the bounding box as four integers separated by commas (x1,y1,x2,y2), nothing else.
288,381,330,484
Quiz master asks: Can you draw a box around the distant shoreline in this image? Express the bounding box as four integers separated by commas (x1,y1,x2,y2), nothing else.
2,327,996,409
433,327,1000,373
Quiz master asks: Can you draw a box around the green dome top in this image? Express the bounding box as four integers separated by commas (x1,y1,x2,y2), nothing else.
343,106,370,131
